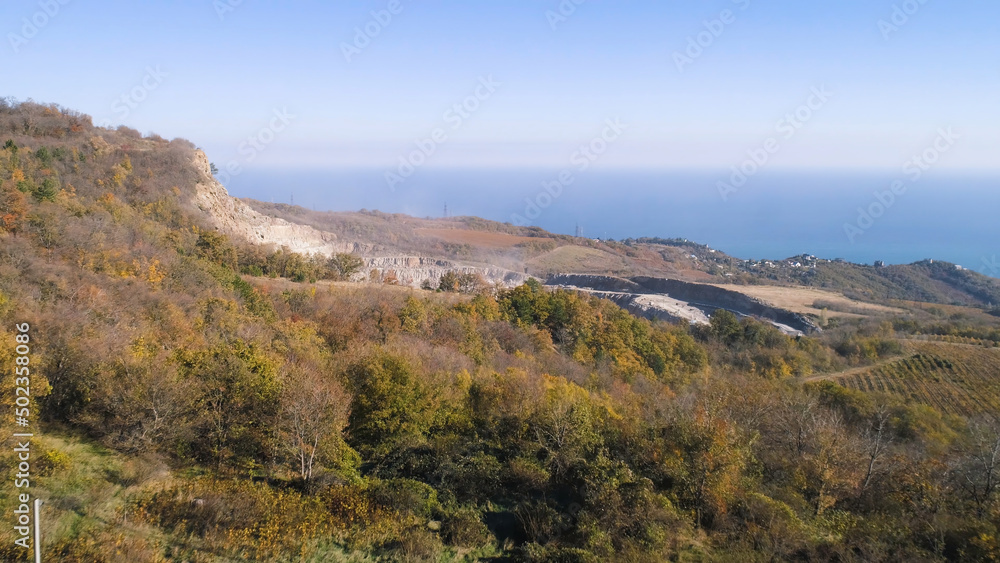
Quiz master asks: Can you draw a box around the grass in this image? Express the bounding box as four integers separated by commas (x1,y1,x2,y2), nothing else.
414,228,550,249
0,428,162,561
710,284,905,319
527,245,632,276
0,429,441,562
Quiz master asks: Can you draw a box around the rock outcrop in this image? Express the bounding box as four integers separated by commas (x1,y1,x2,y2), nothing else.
192,151,360,256
363,256,530,287
190,151,529,288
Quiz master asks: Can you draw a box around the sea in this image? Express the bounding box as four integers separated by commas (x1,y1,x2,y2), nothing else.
227,168,1000,278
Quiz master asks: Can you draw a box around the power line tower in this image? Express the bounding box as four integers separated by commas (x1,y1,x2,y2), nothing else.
575,224,583,238
444,203,449,218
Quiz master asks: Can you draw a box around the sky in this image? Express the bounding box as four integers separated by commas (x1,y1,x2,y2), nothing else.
3,0,999,172
3,0,1000,274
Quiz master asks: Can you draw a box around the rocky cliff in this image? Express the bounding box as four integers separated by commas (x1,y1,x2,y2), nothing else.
190,151,529,288
191,151,362,256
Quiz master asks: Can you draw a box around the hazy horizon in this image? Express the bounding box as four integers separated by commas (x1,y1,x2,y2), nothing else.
4,0,999,171
5,0,997,274
227,166,1000,276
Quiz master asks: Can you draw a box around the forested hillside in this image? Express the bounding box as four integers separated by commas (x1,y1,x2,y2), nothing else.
2,100,1000,561
787,260,1000,308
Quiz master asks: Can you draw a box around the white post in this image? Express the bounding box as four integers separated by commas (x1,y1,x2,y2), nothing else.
33,499,41,563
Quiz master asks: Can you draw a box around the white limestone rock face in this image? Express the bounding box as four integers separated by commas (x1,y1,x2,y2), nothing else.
189,151,530,289
362,256,531,288
191,150,358,256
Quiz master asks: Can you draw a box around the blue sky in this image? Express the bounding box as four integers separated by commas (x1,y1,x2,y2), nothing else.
2,0,999,171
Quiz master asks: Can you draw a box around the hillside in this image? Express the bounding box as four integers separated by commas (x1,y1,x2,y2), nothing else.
3,100,1000,561
242,203,1000,312
811,340,1000,417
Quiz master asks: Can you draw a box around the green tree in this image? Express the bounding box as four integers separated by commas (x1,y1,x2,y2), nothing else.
35,146,52,167
3,139,17,168
327,252,364,280
180,341,282,472
499,278,551,327
438,271,461,292
345,352,433,462
710,309,741,342
33,177,60,202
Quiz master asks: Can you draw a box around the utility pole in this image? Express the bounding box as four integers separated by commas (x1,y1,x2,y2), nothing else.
34,499,41,563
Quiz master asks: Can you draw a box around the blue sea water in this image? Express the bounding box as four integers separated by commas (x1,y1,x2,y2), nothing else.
227,168,1000,277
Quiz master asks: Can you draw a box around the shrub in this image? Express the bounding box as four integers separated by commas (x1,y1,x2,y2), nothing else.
36,448,72,476
127,479,337,559
387,527,444,562
442,505,492,548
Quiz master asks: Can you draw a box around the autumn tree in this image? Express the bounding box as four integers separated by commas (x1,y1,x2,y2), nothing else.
195,229,238,268
438,271,461,292
181,341,282,472
458,272,487,294
279,365,351,483
345,351,434,465
951,417,1000,518
860,404,893,493
0,179,27,234
80,356,196,454
660,405,751,528
398,296,427,333
530,376,602,477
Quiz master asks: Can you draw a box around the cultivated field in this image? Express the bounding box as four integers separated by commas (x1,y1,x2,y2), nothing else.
822,341,1000,417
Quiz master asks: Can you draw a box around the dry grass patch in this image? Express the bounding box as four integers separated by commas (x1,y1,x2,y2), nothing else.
415,228,549,249
711,284,905,319
528,246,631,276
